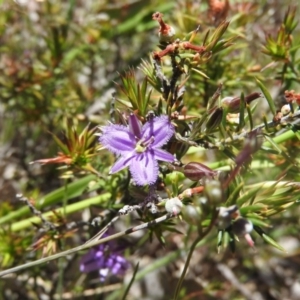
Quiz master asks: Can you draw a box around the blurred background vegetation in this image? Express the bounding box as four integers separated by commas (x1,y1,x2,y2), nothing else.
0,0,300,299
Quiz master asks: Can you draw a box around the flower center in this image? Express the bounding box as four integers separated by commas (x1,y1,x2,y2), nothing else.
135,136,154,153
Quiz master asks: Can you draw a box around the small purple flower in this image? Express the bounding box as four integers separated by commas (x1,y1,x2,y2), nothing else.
80,235,130,282
100,114,175,185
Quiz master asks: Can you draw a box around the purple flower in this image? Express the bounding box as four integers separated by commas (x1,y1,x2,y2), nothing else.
100,114,175,185
80,236,130,282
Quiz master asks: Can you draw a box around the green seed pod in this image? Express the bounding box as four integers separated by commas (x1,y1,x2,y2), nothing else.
181,204,202,226
204,180,223,204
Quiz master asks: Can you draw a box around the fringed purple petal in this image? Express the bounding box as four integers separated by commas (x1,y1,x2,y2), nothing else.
141,115,174,147
100,124,135,155
128,113,142,138
153,148,175,163
129,151,159,185
80,249,106,273
80,248,97,265
110,152,135,174
111,256,129,275
99,114,175,186
79,231,130,281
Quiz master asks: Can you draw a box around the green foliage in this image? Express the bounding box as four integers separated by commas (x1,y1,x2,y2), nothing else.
117,70,152,117
1,1,300,299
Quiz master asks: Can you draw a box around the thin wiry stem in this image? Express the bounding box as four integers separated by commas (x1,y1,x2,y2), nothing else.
121,262,140,300
173,209,219,300
83,215,120,244
153,58,170,99
0,213,174,277
215,109,300,147
197,109,300,149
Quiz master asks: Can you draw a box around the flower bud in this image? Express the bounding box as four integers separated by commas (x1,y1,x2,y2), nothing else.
231,218,254,247
194,196,211,216
152,12,176,43
183,162,216,181
181,205,202,226
165,197,183,215
231,218,253,236
216,205,239,230
221,96,238,112
205,107,223,132
204,180,223,204
221,92,261,113
281,104,290,115
159,25,176,43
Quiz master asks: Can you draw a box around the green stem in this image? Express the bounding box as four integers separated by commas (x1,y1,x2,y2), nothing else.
263,129,296,147
10,193,111,232
173,210,218,300
0,175,97,225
